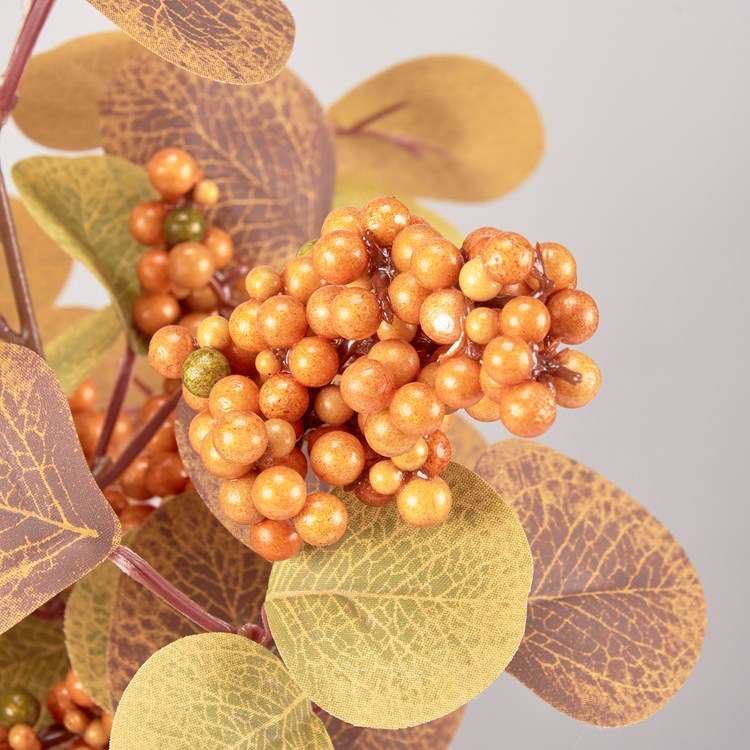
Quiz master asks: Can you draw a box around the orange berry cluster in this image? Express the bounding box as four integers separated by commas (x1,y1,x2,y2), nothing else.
0,671,112,750
129,148,234,338
68,378,190,530
147,194,600,562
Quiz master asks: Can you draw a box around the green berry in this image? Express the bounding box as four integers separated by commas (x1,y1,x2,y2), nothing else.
0,687,40,728
182,348,231,397
163,207,206,246
297,239,316,257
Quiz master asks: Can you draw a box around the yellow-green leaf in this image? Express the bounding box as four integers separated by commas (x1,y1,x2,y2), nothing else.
46,306,122,396
110,633,334,750
266,462,533,729
12,155,156,354
0,343,121,634
332,176,463,246
330,55,544,201
0,616,69,729
475,440,707,726
13,32,142,151
87,0,295,85
107,494,270,708
64,531,136,714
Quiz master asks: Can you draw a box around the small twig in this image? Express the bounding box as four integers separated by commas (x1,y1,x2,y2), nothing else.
0,313,22,345
90,346,135,466
108,546,235,633
95,389,181,488
31,592,66,624
37,725,73,750
208,275,236,316
132,374,154,396
0,168,43,355
336,100,409,133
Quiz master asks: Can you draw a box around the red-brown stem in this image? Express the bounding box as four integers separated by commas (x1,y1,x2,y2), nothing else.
132,374,154,396
94,388,181,488
37,725,74,750
108,546,235,634
209,275,235,316
337,100,409,133
0,168,43,354
90,346,135,466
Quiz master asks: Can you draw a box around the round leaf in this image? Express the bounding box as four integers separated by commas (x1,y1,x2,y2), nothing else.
0,198,71,331
0,616,69,728
46,306,121,397
12,155,156,354
475,440,707,726
266,461,533,729
175,398,248,545
64,531,136,714
99,53,336,269
110,633,333,750
445,414,487,471
321,708,464,750
330,55,544,201
13,32,141,150
0,343,121,633
87,0,295,85
107,493,270,708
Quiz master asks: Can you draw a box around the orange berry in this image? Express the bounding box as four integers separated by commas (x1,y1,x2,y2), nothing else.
314,385,354,426
479,232,536,285
288,336,339,387
257,295,308,349
499,296,551,342
547,289,599,344
548,350,601,408
252,466,307,520
410,237,463,290
363,409,417,457
309,430,365,485
391,223,440,272
228,299,266,353
321,206,362,235
313,230,369,284
136,247,171,293
294,492,348,546
339,356,395,414
359,196,410,245
148,324,196,379
67,379,97,412
434,354,483,409
419,288,466,345
196,315,230,350
219,474,263,525
209,375,260,417
367,340,420,388
389,382,444,436
388,271,430,325
212,411,268,464
200,431,251,479
258,374,309,422
167,242,215,290
147,147,199,199
369,459,403,495
189,410,214,452
306,285,344,338
132,292,180,335
250,519,303,562
499,381,557,437
482,335,534,385
397,477,452,527
129,200,165,245
203,226,234,270
65,669,95,708
281,256,324,304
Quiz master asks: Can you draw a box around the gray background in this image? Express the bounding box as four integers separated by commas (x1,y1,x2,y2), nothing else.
2,0,748,747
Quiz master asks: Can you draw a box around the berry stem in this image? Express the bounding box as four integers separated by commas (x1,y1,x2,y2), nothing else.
90,345,136,467
94,388,181,488
37,725,73,750
132,374,154,396
108,545,236,634
208,275,235,316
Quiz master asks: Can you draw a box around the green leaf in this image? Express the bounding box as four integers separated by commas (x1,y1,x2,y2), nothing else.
110,633,334,750
333,176,463,247
0,617,69,729
46,306,122,395
64,531,136,714
266,462,533,729
12,155,157,354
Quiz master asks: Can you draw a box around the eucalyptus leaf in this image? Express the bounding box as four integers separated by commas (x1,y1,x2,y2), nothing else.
110,633,334,750
266,462,533,729
12,155,156,354
46,306,122,396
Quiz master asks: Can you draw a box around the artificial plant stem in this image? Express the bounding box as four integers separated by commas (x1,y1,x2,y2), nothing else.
0,0,57,122
95,388,181,488
0,167,43,355
0,0,58,356
108,546,236,634
91,346,136,466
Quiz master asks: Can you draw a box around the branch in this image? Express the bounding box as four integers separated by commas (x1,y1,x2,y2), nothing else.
0,167,43,355
95,388,181,488
108,546,235,634
90,346,135,466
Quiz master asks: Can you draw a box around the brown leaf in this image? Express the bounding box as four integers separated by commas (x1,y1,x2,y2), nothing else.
474,440,706,726
86,0,295,85
13,32,141,151
0,198,71,331
329,55,544,201
321,708,464,750
0,343,121,634
107,493,271,708
99,52,336,269
445,414,487,471
174,398,248,545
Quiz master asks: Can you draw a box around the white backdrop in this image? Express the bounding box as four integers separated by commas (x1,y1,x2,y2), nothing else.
2,1,748,747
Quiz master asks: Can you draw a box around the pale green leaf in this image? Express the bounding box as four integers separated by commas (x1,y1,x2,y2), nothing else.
110,633,334,750
46,306,122,395
266,462,533,729
12,155,156,354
